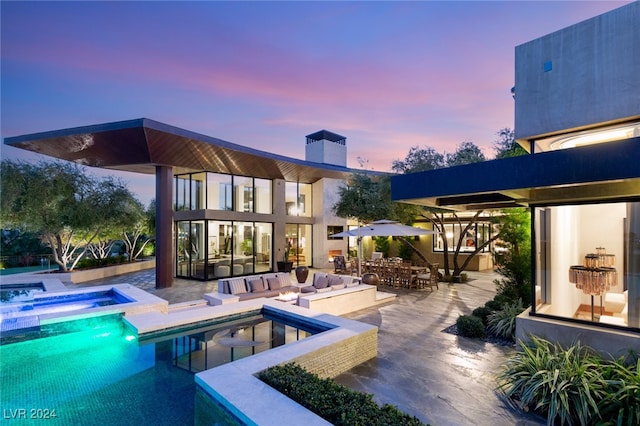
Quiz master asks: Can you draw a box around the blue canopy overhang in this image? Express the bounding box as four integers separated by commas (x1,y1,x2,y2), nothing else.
391,136,640,210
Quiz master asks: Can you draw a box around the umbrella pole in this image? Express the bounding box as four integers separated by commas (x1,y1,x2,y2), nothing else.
357,221,362,277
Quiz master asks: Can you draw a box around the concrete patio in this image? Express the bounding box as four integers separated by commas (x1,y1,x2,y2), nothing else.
67,268,544,425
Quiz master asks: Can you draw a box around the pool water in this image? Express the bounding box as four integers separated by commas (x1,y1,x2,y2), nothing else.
1,312,318,424
0,283,45,303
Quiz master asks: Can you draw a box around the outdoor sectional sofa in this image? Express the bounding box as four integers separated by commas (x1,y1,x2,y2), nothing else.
218,273,300,301
300,272,359,293
217,271,360,302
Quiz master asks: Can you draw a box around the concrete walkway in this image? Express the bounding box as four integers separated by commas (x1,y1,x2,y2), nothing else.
70,269,544,425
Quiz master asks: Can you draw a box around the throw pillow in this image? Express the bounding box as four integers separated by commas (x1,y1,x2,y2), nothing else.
248,278,265,293
267,277,281,290
228,278,247,295
314,275,329,289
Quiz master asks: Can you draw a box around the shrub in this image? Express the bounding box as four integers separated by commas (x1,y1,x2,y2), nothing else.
258,363,426,426
471,306,492,326
455,315,485,338
497,336,610,425
598,355,640,425
484,299,503,312
487,299,525,341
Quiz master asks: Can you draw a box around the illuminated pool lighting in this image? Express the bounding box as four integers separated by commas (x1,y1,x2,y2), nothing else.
125,335,136,342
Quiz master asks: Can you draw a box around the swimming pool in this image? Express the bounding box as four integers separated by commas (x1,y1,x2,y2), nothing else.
0,289,135,338
0,310,323,424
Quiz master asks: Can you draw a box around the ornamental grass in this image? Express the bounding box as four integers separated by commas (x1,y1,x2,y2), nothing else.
497,336,640,426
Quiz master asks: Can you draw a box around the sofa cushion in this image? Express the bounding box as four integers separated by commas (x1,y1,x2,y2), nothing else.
300,286,317,294
277,273,291,289
331,283,346,290
328,275,343,287
248,278,265,293
228,278,247,295
314,275,329,289
316,286,332,293
267,277,282,290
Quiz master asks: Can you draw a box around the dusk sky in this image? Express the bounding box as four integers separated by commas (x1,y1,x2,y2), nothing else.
1,1,631,206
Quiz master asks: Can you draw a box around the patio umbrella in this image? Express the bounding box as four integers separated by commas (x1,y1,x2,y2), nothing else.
331,220,436,275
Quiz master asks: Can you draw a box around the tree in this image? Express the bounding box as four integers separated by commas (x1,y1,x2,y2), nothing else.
120,198,155,262
394,141,494,277
391,146,445,173
445,141,486,166
493,128,527,159
0,160,142,271
333,171,392,224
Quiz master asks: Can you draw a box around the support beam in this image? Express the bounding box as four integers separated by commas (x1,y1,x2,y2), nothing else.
155,166,173,288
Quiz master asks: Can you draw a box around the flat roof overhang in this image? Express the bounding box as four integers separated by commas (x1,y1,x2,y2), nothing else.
4,118,364,183
391,136,640,210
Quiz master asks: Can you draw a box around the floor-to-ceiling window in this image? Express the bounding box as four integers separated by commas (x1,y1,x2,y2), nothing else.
174,171,274,280
176,220,272,280
533,200,639,330
285,223,311,266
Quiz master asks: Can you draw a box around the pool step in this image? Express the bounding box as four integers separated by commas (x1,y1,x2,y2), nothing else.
1,315,40,332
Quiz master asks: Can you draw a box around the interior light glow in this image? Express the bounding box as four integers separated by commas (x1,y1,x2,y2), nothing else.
548,122,639,150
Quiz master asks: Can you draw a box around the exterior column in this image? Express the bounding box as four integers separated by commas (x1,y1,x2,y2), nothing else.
156,166,173,288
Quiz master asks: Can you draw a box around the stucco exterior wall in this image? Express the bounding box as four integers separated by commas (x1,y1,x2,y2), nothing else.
312,177,348,268
514,1,640,141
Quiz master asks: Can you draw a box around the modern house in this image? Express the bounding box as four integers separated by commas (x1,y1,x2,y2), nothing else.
392,2,639,354
4,121,373,288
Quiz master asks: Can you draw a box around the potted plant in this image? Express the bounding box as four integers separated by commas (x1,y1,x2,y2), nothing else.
241,239,253,256
277,243,293,272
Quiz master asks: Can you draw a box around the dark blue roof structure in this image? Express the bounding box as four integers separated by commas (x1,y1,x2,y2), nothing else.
391,137,640,210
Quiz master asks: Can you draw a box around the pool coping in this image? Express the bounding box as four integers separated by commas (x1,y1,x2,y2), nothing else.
1,277,169,331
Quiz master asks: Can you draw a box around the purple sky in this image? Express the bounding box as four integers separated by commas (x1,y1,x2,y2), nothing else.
1,1,630,206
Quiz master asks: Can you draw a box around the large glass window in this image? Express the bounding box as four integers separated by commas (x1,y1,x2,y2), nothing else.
176,220,272,280
534,201,639,330
176,220,205,279
234,176,254,212
254,178,272,214
207,173,232,211
285,182,312,217
191,173,206,210
433,222,491,252
175,172,271,213
175,176,189,211
285,224,311,266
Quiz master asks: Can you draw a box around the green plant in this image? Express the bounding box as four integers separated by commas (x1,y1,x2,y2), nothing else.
456,315,485,338
241,238,253,256
373,236,391,258
497,336,609,425
484,299,503,311
471,306,492,326
598,355,640,425
258,363,426,426
397,238,414,261
487,299,525,341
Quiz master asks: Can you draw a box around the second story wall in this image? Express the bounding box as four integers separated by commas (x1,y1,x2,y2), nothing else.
514,2,640,142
